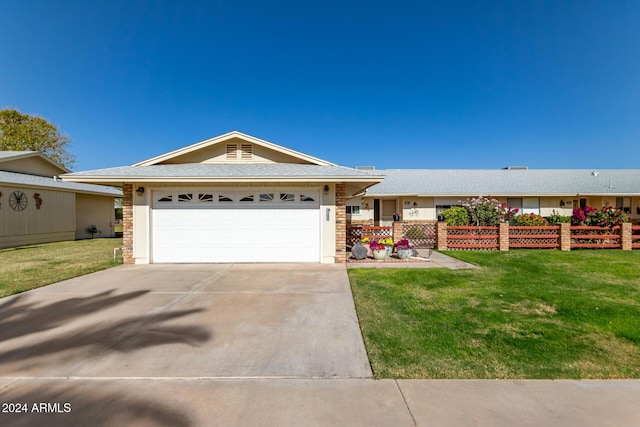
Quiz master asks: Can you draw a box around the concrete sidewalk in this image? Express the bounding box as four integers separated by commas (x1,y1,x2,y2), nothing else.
1,378,638,426
347,250,478,269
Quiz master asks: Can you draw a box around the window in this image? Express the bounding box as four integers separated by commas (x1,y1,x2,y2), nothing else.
300,194,315,202
260,193,274,202
280,193,295,202
178,193,193,202
199,193,214,202
436,205,452,215
158,195,173,202
346,206,360,215
226,144,238,159
506,198,523,211
617,197,631,213
240,195,254,202
218,194,233,202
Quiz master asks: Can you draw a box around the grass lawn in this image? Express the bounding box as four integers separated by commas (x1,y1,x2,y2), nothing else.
349,250,640,379
0,238,123,298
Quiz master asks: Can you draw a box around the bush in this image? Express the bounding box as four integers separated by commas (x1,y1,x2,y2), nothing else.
572,205,629,227
546,210,571,225
514,213,548,226
442,206,469,226
464,196,502,226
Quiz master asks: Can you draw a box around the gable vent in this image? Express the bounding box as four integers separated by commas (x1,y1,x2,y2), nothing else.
226,144,238,159
241,144,253,160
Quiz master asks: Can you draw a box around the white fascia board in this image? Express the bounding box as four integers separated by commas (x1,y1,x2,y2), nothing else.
61,176,384,184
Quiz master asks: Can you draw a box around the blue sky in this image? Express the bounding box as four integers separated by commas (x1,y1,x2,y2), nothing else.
1,0,639,171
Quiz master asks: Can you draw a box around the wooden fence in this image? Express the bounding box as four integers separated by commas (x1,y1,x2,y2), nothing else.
509,226,560,249
346,225,392,248
347,222,639,252
446,226,499,250
633,226,640,249
570,226,621,249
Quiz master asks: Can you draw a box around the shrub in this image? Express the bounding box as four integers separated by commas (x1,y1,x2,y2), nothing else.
514,213,548,226
464,196,502,226
546,210,571,225
572,205,629,227
442,206,469,226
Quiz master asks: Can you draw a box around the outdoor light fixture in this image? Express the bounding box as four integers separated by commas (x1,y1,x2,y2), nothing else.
323,185,329,194
560,200,566,208
413,201,418,207
136,187,145,196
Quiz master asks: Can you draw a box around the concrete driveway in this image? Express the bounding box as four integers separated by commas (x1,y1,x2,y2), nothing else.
0,264,372,379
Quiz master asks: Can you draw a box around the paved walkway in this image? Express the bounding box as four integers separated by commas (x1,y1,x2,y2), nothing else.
347,249,478,269
1,378,638,426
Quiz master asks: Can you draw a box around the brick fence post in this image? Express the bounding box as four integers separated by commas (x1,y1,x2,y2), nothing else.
122,183,134,264
335,183,347,263
621,222,632,250
559,222,571,251
393,221,403,243
499,223,509,251
436,222,448,250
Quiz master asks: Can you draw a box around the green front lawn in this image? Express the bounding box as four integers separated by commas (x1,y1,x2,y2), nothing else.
0,238,123,298
349,250,640,379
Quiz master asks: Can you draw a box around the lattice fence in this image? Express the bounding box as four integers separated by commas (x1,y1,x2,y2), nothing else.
447,226,498,250
509,226,559,249
571,226,621,249
403,222,436,248
346,225,393,248
633,226,640,249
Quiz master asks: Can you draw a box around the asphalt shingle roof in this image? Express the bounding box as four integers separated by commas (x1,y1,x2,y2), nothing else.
366,169,640,196
63,163,384,179
0,170,122,196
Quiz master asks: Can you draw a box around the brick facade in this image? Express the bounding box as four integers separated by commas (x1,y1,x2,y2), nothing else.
122,183,134,264
335,183,347,262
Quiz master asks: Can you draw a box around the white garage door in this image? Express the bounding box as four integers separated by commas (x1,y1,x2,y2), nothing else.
152,189,321,263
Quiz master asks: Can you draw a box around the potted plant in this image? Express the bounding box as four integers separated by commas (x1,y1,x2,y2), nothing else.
379,238,394,256
370,240,388,260
394,239,413,259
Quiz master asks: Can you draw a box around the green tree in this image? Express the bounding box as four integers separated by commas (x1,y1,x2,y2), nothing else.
0,109,75,168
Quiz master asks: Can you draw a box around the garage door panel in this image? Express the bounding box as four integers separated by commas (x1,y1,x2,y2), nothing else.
152,200,320,263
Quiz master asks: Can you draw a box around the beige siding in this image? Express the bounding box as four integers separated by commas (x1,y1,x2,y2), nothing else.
0,156,66,176
75,194,117,239
0,185,75,248
159,138,311,164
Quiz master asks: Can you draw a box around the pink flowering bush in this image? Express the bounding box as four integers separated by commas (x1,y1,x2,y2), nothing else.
571,205,628,227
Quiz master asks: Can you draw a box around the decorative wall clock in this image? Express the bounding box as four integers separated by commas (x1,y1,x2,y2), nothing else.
9,191,28,211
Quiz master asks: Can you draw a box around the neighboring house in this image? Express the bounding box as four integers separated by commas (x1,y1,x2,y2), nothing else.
347,168,640,226
61,131,384,264
0,151,122,249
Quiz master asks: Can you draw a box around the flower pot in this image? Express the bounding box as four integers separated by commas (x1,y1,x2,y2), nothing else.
372,249,388,260
397,248,413,259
